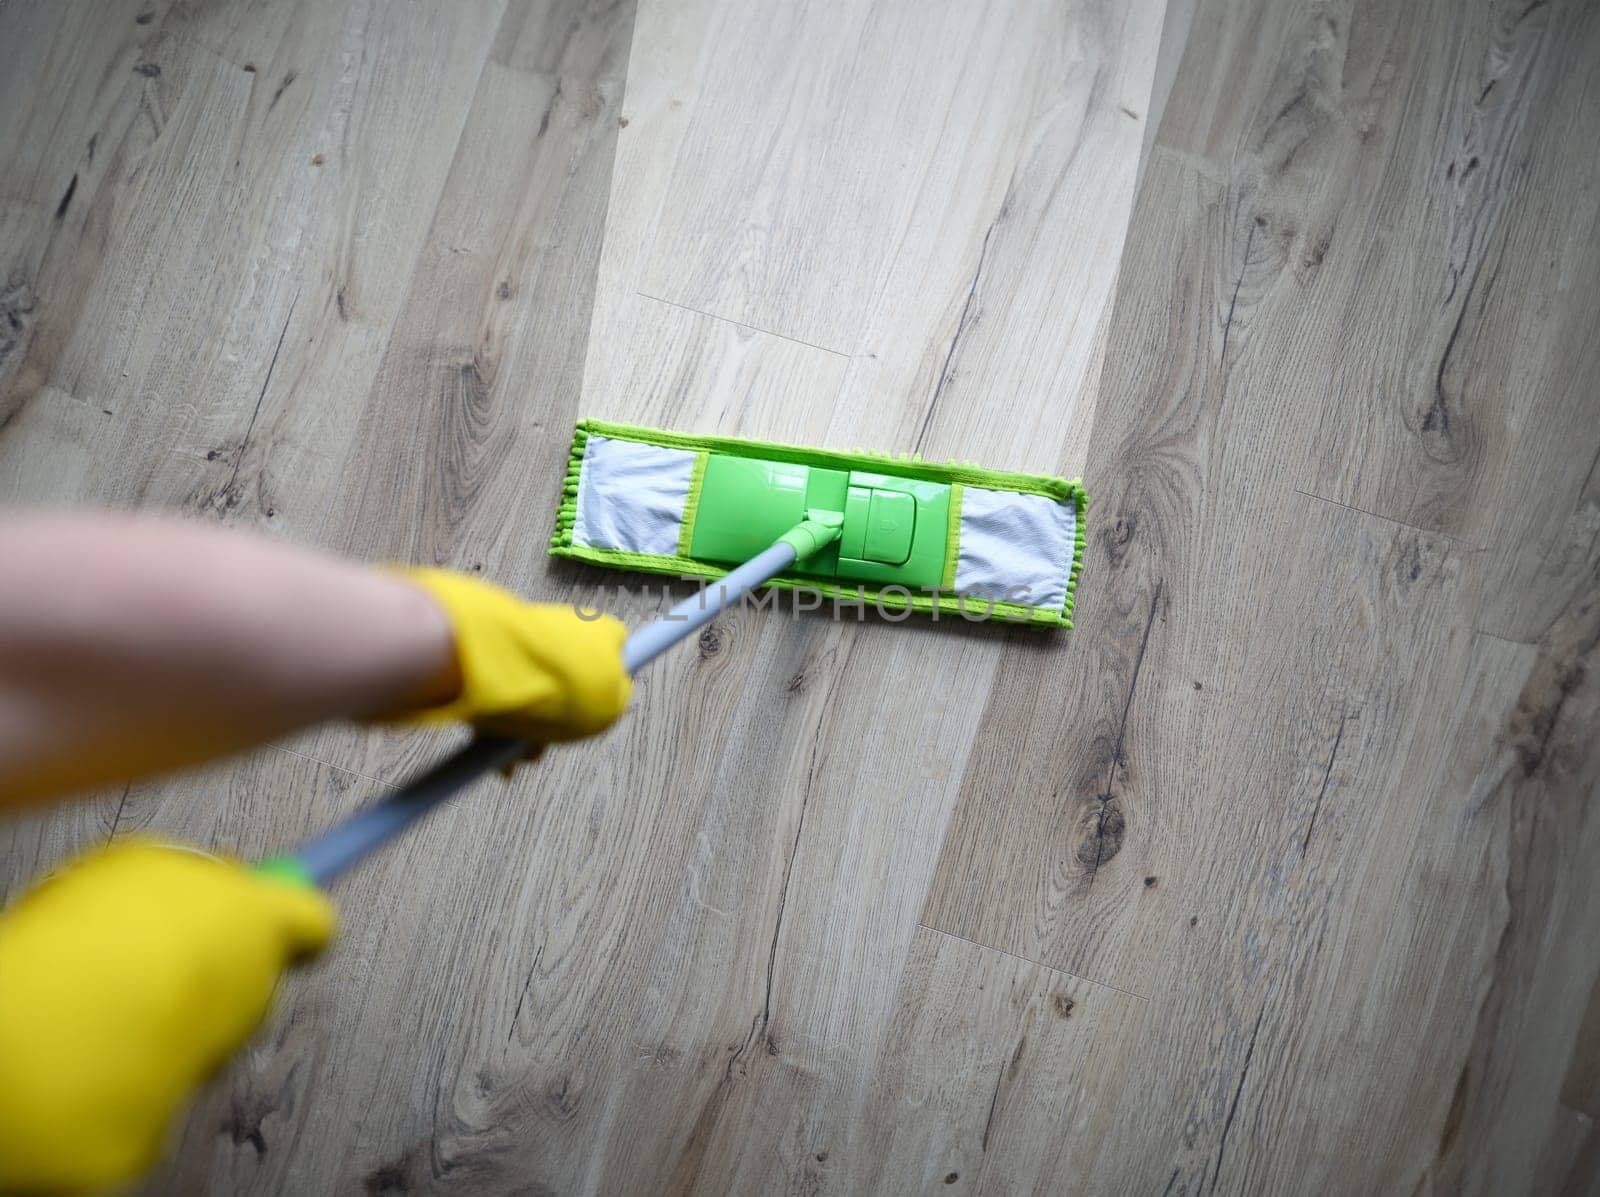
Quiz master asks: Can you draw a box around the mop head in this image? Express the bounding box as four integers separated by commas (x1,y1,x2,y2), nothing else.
549,420,1087,627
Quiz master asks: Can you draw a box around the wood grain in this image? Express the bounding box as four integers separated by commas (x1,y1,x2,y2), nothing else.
0,0,642,1192
4,0,1598,1192
927,0,1600,1191
852,926,1145,1195
554,1,1167,1193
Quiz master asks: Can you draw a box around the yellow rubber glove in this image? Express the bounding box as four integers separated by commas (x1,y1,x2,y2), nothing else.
395,568,631,743
0,840,333,1192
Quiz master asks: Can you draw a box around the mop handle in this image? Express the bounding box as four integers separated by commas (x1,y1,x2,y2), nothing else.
271,537,807,888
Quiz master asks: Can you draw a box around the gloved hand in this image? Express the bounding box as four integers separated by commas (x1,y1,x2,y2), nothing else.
394,568,631,744
0,840,333,1191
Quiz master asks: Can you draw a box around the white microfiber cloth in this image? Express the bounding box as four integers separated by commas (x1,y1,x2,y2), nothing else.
572,435,695,556
954,485,1077,612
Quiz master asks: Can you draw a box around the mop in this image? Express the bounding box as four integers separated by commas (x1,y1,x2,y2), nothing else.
551,420,1086,626
258,420,1085,886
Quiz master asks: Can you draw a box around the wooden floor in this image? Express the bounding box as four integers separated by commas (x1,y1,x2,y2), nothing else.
2,0,1597,1193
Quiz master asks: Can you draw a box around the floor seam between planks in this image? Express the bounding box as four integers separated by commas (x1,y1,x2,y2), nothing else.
919,923,1151,1002
1146,141,1231,186
269,743,396,790
634,290,853,358
1292,488,1486,548
1473,626,1544,647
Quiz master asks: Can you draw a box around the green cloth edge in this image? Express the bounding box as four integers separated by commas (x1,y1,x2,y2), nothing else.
577,418,1087,503
552,423,588,547
940,484,964,591
548,420,1088,628
677,450,708,558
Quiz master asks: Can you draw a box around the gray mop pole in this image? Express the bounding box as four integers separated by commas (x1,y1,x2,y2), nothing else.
279,534,820,887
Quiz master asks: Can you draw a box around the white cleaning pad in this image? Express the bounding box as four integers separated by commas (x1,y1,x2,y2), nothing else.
572,435,695,555
954,485,1077,612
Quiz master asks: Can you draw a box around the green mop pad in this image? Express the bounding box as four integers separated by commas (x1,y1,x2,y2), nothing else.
549,420,1087,627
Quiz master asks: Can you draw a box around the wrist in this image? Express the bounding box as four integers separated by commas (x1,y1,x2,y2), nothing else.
367,572,462,717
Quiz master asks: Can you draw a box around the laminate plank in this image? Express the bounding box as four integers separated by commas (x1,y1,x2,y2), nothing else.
531,1,1168,1192
1175,0,1600,555
926,0,1600,1189
281,0,642,786
131,3,643,1190
630,0,1164,483
0,1,640,1192
927,0,1600,984
1468,30,1600,643
1,8,256,455
0,0,510,1052
1544,974,1600,1194
577,0,853,447
853,926,1145,1196
1420,595,1600,1195
1293,0,1597,547
924,153,1223,995
1086,620,1574,1195
1139,0,1200,188
0,2,158,364
639,0,1027,352
0,0,505,524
